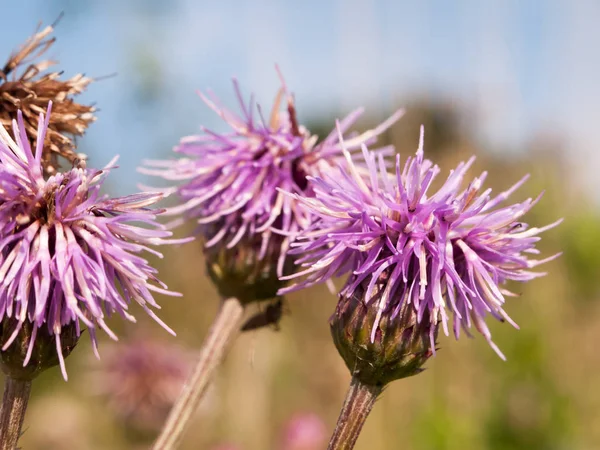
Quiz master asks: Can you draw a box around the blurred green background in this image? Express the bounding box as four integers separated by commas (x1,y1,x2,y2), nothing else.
2,2,599,449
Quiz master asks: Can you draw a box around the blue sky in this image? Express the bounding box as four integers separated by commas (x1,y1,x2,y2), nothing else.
1,1,598,197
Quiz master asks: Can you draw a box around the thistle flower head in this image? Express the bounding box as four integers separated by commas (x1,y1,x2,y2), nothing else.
89,335,191,432
282,125,561,360
141,71,401,303
0,104,182,380
0,22,96,175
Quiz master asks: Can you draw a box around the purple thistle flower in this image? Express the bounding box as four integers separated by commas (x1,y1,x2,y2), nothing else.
281,125,561,359
0,103,184,380
140,71,402,281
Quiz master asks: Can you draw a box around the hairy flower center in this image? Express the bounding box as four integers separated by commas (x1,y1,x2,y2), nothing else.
33,190,56,225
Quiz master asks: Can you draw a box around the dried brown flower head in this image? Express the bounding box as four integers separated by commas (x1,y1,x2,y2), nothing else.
0,21,96,174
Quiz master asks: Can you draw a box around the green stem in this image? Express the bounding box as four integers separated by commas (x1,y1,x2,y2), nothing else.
0,377,32,450
153,297,245,449
327,376,382,450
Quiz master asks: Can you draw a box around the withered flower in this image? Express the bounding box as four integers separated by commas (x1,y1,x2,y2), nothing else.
0,21,95,175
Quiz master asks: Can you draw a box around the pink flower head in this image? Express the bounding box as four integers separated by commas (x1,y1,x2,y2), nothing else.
282,125,561,358
0,104,186,379
280,413,327,450
141,70,402,277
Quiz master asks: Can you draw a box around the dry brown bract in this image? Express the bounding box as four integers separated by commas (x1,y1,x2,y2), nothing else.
0,23,96,175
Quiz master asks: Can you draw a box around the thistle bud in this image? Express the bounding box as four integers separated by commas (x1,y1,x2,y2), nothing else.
205,227,290,304
330,281,438,387
0,319,79,381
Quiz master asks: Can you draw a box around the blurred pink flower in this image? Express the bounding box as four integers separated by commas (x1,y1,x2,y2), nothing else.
280,413,327,450
89,335,192,432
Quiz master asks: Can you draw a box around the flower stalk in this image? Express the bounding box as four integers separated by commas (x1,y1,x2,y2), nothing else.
0,377,31,450
327,377,382,450
153,297,245,449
